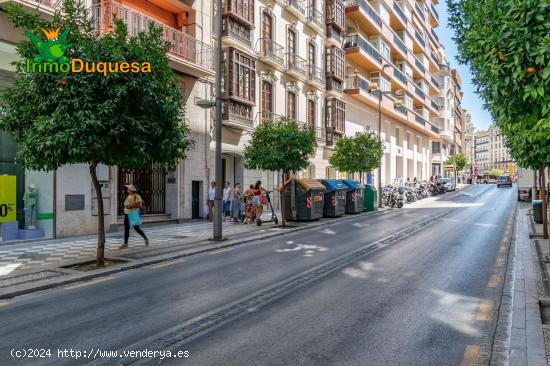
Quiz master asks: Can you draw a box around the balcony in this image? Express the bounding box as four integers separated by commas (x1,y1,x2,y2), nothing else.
345,0,382,34
284,0,306,19
392,66,408,88
429,3,440,27
415,2,425,21
307,6,325,33
257,38,285,68
431,28,439,43
0,0,64,16
393,34,408,55
316,126,327,143
414,56,426,74
430,51,439,66
286,53,307,79
415,113,426,126
390,1,407,30
307,64,325,87
430,124,440,133
91,2,214,77
344,75,380,106
256,111,281,125
344,34,383,71
326,78,344,95
414,85,426,99
326,25,345,46
414,29,426,51
222,106,254,130
429,98,440,110
222,20,253,49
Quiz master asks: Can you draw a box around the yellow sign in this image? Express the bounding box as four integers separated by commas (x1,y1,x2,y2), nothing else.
508,164,516,175
0,176,17,222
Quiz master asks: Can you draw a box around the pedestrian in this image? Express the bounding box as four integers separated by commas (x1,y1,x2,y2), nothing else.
120,184,149,249
207,181,215,221
244,184,255,224
230,182,242,223
413,177,417,184
252,180,266,221
223,181,232,220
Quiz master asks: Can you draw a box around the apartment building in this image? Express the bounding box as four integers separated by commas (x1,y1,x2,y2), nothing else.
0,0,215,239
342,0,445,185
474,124,515,174
430,64,463,177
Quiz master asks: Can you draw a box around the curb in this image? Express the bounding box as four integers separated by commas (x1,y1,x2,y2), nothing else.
0,208,391,299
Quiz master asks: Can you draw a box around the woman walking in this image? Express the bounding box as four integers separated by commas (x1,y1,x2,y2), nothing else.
252,180,266,221
244,184,255,224
230,183,242,223
120,184,149,249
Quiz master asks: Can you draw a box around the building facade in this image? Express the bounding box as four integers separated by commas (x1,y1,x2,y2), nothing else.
1,0,463,241
462,108,475,175
474,124,515,174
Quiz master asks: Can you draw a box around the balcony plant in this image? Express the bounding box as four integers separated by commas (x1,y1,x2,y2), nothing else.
0,0,192,266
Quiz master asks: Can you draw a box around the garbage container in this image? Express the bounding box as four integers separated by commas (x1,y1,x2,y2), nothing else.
364,184,377,212
320,179,347,218
279,179,325,221
533,199,543,224
341,180,364,214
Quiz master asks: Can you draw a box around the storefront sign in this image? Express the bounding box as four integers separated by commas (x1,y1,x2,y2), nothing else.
0,176,16,222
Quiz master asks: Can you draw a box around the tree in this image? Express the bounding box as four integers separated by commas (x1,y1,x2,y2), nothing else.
447,0,550,238
328,128,384,180
445,154,468,172
243,117,316,226
0,1,192,265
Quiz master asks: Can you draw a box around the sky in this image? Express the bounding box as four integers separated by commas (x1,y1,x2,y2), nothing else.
435,1,493,131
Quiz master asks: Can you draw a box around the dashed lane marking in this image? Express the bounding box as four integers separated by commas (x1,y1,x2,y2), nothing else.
0,301,8,307
499,246,506,253
64,276,113,290
475,300,494,321
487,275,500,288
495,258,506,267
147,258,186,269
461,345,481,366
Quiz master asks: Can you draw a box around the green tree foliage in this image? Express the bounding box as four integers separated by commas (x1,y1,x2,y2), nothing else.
445,154,468,172
243,117,316,174
329,129,384,175
0,1,192,265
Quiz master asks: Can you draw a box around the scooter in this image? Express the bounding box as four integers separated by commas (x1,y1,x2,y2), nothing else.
257,191,279,226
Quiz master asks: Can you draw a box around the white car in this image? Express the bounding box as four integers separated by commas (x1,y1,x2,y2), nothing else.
441,178,456,191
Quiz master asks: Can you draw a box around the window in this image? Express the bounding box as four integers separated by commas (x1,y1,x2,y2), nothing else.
307,99,316,126
432,141,441,153
326,46,345,80
326,0,345,30
326,98,345,134
261,81,273,119
224,48,256,103
308,42,316,66
380,40,390,60
380,76,391,92
225,0,255,24
287,91,296,120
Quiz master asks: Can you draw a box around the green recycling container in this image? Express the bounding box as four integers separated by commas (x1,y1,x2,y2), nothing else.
364,184,377,212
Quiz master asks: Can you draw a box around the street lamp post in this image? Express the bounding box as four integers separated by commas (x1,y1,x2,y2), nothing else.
197,0,224,240
370,63,393,208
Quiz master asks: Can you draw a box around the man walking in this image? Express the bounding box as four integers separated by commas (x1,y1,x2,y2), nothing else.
207,181,216,221
223,181,232,220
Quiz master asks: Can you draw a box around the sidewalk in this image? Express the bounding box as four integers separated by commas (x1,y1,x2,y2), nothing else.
496,202,548,366
0,215,281,276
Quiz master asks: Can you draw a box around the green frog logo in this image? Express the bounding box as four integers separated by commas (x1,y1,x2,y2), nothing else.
25,28,71,64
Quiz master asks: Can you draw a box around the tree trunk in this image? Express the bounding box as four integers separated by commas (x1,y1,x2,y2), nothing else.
90,162,106,267
540,165,548,240
281,171,286,228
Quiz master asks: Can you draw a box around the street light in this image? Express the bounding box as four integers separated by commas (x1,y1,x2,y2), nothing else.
368,63,393,208
197,0,224,240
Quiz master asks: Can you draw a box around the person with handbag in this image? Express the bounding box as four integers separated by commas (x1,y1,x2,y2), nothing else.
120,184,149,249
252,180,267,222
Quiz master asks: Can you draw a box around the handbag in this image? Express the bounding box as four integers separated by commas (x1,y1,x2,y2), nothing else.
127,210,142,227
260,194,268,205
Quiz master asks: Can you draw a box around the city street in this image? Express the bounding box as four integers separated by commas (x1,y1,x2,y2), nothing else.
0,184,520,365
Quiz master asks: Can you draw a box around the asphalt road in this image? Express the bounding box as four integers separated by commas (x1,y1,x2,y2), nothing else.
0,184,516,366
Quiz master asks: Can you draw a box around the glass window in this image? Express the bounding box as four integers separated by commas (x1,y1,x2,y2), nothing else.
287,91,296,120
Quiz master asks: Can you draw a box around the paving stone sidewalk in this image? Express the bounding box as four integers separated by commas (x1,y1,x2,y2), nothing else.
0,217,277,276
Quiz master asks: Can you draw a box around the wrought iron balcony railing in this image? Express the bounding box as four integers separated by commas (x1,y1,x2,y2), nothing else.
257,38,285,66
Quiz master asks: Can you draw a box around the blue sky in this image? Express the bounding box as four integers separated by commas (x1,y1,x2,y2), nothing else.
435,1,493,131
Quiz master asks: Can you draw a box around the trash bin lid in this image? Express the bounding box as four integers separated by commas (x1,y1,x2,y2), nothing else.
320,179,348,192
364,184,376,191
278,178,326,192
341,180,363,189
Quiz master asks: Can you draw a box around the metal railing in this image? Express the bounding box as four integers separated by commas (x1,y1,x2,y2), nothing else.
344,34,383,63
430,74,440,87
308,64,324,84
307,6,325,30
393,67,407,85
345,74,373,92
430,3,439,20
414,57,426,73
27,0,65,8
91,2,213,71
393,34,407,54
258,38,285,66
415,113,426,126
346,0,382,26
392,1,407,23
430,124,439,133
326,78,344,93
430,98,439,110
415,2,425,20
326,25,344,45
414,85,426,99
223,109,254,128
286,53,307,76
431,28,439,43
256,111,281,124
430,51,439,66
414,29,426,48
285,0,306,15
222,22,252,47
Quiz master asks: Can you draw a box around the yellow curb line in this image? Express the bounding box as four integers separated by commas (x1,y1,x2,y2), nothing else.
461,345,480,366
64,276,113,290
147,258,186,269
475,300,494,321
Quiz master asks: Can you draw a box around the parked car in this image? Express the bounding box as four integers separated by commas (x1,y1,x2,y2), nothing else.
497,175,513,188
441,177,456,191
